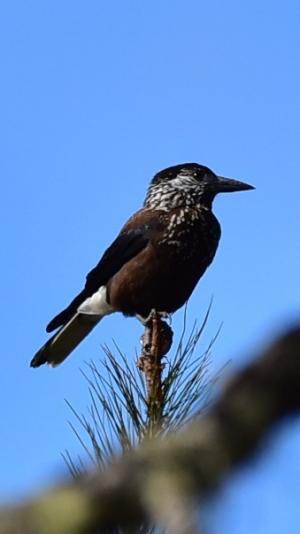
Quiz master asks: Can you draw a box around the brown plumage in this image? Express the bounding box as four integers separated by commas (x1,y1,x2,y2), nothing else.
31,162,254,368
107,207,220,318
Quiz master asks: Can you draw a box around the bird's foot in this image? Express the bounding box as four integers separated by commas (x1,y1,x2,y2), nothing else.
137,311,174,364
136,309,171,326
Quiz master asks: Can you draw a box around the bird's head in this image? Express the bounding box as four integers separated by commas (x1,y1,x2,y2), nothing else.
144,163,254,210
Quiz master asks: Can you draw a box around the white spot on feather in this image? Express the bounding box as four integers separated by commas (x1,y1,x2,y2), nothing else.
78,286,114,316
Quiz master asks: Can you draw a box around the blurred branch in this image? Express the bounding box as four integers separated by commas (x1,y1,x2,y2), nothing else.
2,326,300,534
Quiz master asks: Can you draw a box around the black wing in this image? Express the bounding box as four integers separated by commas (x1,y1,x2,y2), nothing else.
46,228,149,332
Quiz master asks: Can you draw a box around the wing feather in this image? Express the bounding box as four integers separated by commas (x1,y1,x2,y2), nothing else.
46,229,149,332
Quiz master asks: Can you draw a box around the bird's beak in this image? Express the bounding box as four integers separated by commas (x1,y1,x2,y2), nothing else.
216,176,255,193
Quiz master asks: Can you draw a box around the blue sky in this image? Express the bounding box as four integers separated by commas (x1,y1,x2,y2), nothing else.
1,1,300,531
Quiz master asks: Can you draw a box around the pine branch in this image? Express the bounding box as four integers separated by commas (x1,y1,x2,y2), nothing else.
2,326,300,533
63,308,219,475
137,311,173,436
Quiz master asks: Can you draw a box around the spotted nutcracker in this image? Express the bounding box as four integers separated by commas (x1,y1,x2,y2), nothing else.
31,163,254,367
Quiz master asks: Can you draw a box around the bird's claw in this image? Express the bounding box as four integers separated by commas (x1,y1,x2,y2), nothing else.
136,309,171,326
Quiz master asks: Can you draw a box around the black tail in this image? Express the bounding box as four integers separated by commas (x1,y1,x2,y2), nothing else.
46,289,88,332
31,312,102,367
30,334,56,367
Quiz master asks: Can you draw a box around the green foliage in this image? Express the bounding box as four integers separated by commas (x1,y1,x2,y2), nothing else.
63,307,222,478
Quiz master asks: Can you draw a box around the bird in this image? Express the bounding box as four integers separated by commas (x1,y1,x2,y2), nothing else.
31,162,254,368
